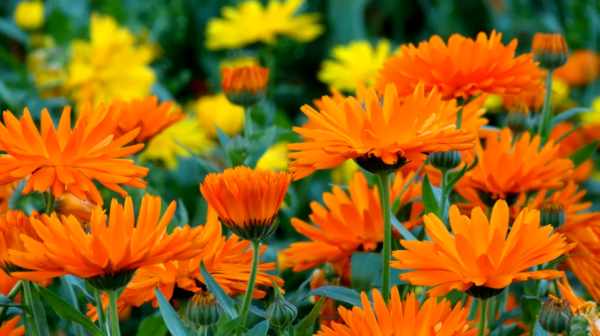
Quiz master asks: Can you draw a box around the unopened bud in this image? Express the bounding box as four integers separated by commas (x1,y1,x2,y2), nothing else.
539,297,572,334
266,297,298,328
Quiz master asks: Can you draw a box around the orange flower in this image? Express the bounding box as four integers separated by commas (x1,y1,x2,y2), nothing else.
315,287,478,336
0,104,148,205
221,65,269,107
0,316,24,336
288,83,477,180
200,166,291,242
0,210,40,274
532,33,568,70
112,96,184,144
9,194,205,290
282,171,422,272
55,192,96,223
550,121,593,182
376,30,544,99
392,200,572,298
0,182,18,216
502,87,545,112
554,50,600,86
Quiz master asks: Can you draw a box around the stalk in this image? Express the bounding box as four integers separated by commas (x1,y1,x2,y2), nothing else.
107,290,121,336
478,299,488,336
244,107,253,138
94,289,108,334
537,71,554,145
44,192,55,215
440,169,449,224
239,240,261,330
377,173,392,304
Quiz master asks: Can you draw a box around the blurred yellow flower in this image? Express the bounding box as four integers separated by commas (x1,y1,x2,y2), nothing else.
482,94,503,113
64,13,156,109
27,48,67,98
551,78,570,106
331,160,359,186
257,142,289,171
194,93,245,138
318,40,393,92
140,117,213,169
206,0,323,50
219,56,259,69
14,0,44,30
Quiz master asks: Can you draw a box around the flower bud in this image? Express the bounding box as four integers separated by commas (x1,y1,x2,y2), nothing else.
226,135,250,167
222,65,269,108
429,151,462,171
266,297,298,328
532,33,568,70
184,292,223,328
506,103,530,135
539,201,566,229
539,297,572,334
569,315,589,336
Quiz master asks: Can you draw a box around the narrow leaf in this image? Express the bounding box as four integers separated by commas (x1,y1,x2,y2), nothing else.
351,252,382,292
136,316,168,336
200,260,238,320
422,173,441,218
215,314,248,336
568,140,598,168
232,298,266,318
290,277,311,305
37,286,103,336
551,107,593,127
245,320,269,336
155,287,191,336
391,214,417,241
63,275,96,304
272,280,285,300
521,296,542,325
302,286,365,308
244,126,278,168
294,292,327,335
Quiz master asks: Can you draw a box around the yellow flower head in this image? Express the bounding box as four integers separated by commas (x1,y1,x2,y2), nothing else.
206,0,323,50
257,142,289,171
194,93,245,138
14,0,44,30
140,117,213,170
64,13,156,109
318,40,393,92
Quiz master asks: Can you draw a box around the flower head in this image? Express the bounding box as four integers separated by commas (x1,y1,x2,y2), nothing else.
112,96,184,144
392,200,572,297
0,316,24,336
502,87,546,112
14,0,44,30
532,33,569,70
554,50,600,86
200,166,291,241
55,192,96,223
206,0,323,50
318,40,393,92
0,104,148,205
9,194,206,290
65,14,155,108
194,93,244,138
315,287,478,336
288,83,477,179
376,30,545,99
184,291,223,328
550,122,593,182
222,65,269,107
0,182,19,216
0,210,40,275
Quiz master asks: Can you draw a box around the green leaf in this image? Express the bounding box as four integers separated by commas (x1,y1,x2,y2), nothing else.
445,156,478,197
532,319,549,336
551,107,593,127
568,140,598,168
272,280,285,300
422,173,441,218
216,126,231,148
290,277,311,305
173,139,220,173
244,126,278,168
294,292,327,336
521,295,542,326
303,286,365,308
155,287,191,336
136,316,168,336
245,320,269,336
351,252,382,292
37,286,104,336
390,213,417,241
0,294,29,313
200,260,238,320
177,198,189,225
63,275,96,304
543,253,586,270
232,297,266,318
0,18,28,44
23,282,50,336
215,314,248,336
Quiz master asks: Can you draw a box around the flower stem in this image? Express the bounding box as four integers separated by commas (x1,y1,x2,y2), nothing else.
537,71,554,145
94,289,108,334
478,299,488,336
240,240,260,318
440,169,449,225
244,107,253,139
44,191,55,215
377,173,392,304
107,290,121,336
0,280,21,324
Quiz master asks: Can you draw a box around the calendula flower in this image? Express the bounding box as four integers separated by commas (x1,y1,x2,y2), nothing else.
64,14,155,109
532,33,569,70
392,200,572,298
550,122,593,182
257,142,289,171
0,104,148,205
282,171,422,272
376,30,545,99
554,50,600,86
0,316,24,336
315,287,478,336
206,0,323,50
222,65,269,107
9,194,206,290
0,210,40,275
318,40,393,92
288,83,477,179
55,192,96,223
502,87,546,112
219,56,259,70
112,96,184,144
0,182,18,216
13,0,44,30
200,166,291,242
194,93,245,138
140,117,213,170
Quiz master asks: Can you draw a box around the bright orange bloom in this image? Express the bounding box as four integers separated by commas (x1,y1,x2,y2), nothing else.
9,194,205,288
0,316,24,336
532,33,568,70
550,121,593,182
288,83,477,180
315,287,478,336
392,200,572,297
0,182,18,216
221,65,269,107
112,96,184,144
200,166,291,241
55,192,96,223
556,277,591,314
282,171,422,272
554,50,600,86
502,87,545,112
0,104,148,205
0,210,40,274
376,30,544,99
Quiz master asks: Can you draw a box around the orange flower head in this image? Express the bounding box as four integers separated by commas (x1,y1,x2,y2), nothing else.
55,192,96,223
0,181,18,216
112,96,184,144
392,200,573,299
550,121,594,182
554,49,600,86
0,210,40,275
376,30,545,99
282,171,422,272
0,103,149,205
502,87,546,112
315,287,478,336
532,33,569,71
287,83,477,179
9,194,206,291
200,166,291,242
221,65,269,107
0,316,24,336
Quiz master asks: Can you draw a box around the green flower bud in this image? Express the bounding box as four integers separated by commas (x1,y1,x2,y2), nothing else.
429,151,462,171
532,33,569,70
569,315,590,336
184,291,223,328
539,201,566,229
266,297,298,328
539,297,572,334
506,103,530,135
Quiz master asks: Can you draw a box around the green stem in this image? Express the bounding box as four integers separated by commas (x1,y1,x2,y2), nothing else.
456,108,464,129
478,299,488,336
468,297,479,321
0,280,22,324
377,173,392,304
537,71,554,145
440,169,449,225
94,289,108,334
244,107,253,139
60,277,84,336
498,287,509,336
107,290,120,336
240,240,260,317
44,191,55,215
487,297,497,330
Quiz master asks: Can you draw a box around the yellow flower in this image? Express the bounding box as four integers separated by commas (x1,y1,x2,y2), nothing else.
27,48,67,98
552,78,571,107
318,40,393,92
257,142,289,171
193,93,245,138
482,94,504,113
206,0,323,51
219,56,259,69
140,117,213,169
14,0,44,30
331,160,359,186
64,13,156,109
